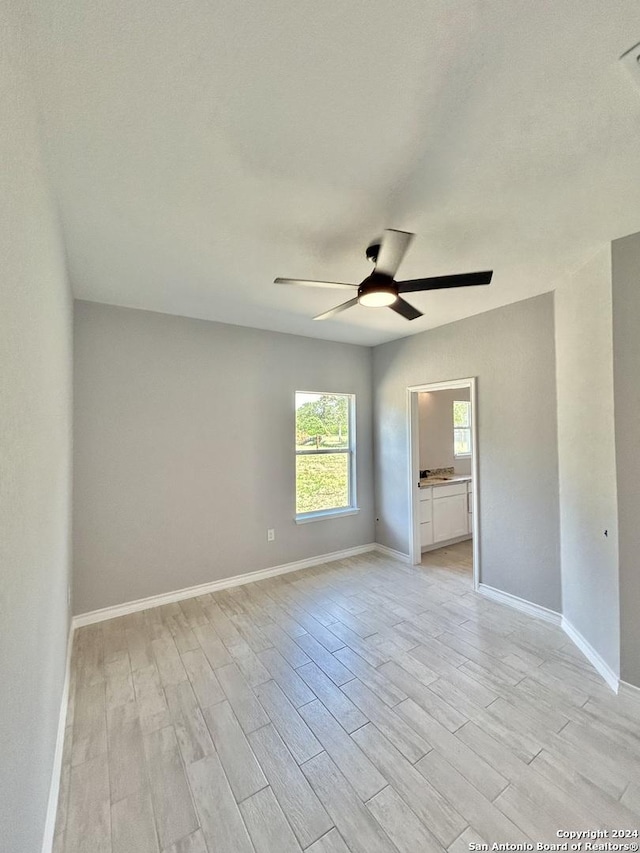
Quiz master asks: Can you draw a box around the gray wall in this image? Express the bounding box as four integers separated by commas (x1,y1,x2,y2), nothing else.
373,293,562,611
555,248,619,675
418,388,472,475
612,231,640,687
0,11,73,852
73,302,374,614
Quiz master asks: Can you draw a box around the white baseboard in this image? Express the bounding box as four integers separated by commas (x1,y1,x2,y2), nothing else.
41,625,74,853
619,679,640,698
421,533,472,553
72,543,377,628
477,583,562,626
561,617,619,693
374,543,411,563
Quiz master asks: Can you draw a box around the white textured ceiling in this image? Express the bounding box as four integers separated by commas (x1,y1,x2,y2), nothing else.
29,0,640,345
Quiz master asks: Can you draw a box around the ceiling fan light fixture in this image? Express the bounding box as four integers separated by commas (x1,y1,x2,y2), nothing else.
358,289,398,307
275,228,492,322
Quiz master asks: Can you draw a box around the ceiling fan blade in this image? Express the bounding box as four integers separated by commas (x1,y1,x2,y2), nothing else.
397,270,493,293
375,230,414,277
275,277,358,290
389,297,423,321
314,297,359,321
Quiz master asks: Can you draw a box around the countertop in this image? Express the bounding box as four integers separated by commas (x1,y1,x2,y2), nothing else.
419,475,472,489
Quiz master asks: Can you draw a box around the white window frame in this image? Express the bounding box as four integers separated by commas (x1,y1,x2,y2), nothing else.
453,400,472,459
294,391,358,524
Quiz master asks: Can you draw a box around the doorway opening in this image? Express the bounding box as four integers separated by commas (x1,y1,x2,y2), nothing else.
407,378,479,590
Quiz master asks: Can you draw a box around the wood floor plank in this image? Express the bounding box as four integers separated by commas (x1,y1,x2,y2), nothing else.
239,786,303,853
298,662,368,734
178,596,209,628
111,787,159,853
334,647,407,706
621,782,640,816
341,679,430,763
254,680,323,764
167,614,200,654
132,663,172,734
215,662,270,733
202,700,267,802
71,681,108,767
192,623,233,669
299,700,386,800
142,726,199,849
230,647,273,688
107,701,149,803
162,830,208,853
261,622,311,668
285,608,345,651
352,723,467,848
427,671,497,717
187,753,255,853
416,749,528,842
305,829,351,853
165,680,215,765
378,661,467,732
65,754,111,853
558,720,640,784
105,654,135,710
258,647,315,708
493,780,582,843
325,621,390,667
530,749,640,828
366,785,444,853
295,633,354,686
180,647,225,708
464,706,542,764
103,617,129,662
152,637,188,687
74,625,106,687
247,724,332,847
125,621,155,672
301,752,397,853
455,720,529,781
395,698,507,800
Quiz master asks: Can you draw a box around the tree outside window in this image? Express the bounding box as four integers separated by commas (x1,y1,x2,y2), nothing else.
295,392,355,516
453,400,472,457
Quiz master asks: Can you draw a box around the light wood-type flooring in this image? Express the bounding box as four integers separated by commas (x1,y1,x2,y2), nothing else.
53,541,640,853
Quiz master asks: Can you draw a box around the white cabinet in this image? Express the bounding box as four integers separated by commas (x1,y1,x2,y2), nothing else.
419,480,472,550
420,520,434,546
433,491,469,542
418,487,433,545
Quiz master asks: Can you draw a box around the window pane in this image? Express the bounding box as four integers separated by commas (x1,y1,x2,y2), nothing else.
453,400,470,428
296,453,350,514
296,393,349,451
454,428,471,456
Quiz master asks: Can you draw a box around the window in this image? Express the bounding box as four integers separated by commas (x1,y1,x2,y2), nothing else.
295,392,357,521
453,400,472,457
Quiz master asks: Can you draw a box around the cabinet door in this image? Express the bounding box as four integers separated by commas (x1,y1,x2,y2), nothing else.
419,500,432,523
420,521,433,547
433,494,468,542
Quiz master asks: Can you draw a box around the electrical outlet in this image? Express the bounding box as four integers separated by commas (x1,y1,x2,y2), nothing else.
267,528,275,542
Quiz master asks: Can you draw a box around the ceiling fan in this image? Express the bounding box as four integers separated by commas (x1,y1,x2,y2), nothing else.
275,229,493,321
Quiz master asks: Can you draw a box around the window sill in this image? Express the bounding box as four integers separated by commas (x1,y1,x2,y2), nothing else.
295,507,360,525
454,454,472,459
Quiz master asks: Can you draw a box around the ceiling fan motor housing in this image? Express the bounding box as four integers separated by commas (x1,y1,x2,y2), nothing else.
358,272,398,307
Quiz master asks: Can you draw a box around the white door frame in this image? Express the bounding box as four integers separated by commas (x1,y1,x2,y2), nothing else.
407,377,480,590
